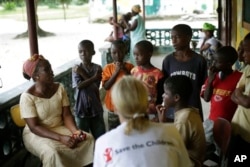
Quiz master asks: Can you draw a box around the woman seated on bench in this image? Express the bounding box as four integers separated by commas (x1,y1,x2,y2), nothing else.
20,54,94,167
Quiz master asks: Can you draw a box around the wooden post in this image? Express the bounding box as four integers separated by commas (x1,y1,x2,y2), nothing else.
112,0,118,40
25,0,39,56
142,0,145,21
217,0,222,40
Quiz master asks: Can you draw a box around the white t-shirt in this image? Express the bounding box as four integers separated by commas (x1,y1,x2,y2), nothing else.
94,122,192,167
203,36,219,56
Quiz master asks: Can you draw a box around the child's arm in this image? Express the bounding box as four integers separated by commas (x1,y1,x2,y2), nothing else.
73,65,89,79
127,18,138,31
123,20,130,34
103,63,121,90
156,104,167,123
120,63,131,75
112,21,123,28
202,66,217,102
200,38,211,53
231,86,250,108
73,65,101,89
156,77,164,105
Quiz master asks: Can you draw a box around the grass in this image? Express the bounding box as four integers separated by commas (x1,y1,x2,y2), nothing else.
0,4,89,21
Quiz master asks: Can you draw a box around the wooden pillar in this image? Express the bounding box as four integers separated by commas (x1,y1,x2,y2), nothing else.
112,0,118,40
142,0,145,21
217,0,222,40
226,0,232,45
25,0,39,56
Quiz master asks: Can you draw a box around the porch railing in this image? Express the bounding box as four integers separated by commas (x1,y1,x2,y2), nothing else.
145,28,218,54
99,28,215,66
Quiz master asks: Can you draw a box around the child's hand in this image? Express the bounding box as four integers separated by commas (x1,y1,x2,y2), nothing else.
156,104,167,123
72,65,85,75
73,65,88,78
116,62,130,74
59,135,78,149
234,86,245,97
94,69,102,81
115,62,123,72
72,130,87,143
208,65,218,82
72,65,80,73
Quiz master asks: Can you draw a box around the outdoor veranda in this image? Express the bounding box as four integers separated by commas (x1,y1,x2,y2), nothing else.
0,2,215,166
0,19,212,167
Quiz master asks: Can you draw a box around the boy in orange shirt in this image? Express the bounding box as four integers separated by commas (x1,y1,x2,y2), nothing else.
102,40,134,130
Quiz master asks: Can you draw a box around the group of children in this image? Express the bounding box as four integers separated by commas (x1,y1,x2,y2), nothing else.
72,23,250,166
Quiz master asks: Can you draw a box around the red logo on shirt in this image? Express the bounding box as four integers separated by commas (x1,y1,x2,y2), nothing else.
103,148,113,163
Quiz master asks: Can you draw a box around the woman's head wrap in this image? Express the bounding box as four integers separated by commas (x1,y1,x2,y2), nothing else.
23,54,44,78
132,4,141,13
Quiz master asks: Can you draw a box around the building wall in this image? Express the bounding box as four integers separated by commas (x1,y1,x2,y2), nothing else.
233,0,249,48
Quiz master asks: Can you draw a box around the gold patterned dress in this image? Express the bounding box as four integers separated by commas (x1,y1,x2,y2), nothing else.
20,83,94,167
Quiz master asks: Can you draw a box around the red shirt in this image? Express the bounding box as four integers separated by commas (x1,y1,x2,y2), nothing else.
201,71,242,121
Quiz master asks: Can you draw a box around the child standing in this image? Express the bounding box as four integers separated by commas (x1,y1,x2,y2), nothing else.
72,40,106,140
102,40,134,130
200,46,242,158
162,24,207,121
228,32,250,167
156,75,206,166
131,40,164,120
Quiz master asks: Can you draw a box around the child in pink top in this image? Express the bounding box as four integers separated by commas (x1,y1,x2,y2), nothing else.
131,40,164,120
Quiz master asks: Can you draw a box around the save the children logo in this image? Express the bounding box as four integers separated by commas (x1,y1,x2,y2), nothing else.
102,139,171,165
103,148,113,164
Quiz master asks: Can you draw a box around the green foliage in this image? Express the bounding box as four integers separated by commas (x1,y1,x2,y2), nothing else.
60,0,72,4
44,0,73,9
45,0,60,8
74,0,88,5
2,2,16,11
15,0,25,7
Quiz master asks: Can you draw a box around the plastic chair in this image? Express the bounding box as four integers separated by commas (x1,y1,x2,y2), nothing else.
213,118,231,157
10,104,26,127
203,117,231,167
190,156,202,167
9,104,42,167
213,117,231,167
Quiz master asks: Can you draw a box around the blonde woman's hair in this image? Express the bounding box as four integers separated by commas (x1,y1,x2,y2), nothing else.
111,76,149,135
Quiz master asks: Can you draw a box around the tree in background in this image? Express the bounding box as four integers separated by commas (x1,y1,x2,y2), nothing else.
13,0,76,38
15,0,55,38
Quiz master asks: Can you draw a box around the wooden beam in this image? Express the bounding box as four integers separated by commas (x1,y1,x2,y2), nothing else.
25,0,39,56
112,0,118,40
142,0,145,21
